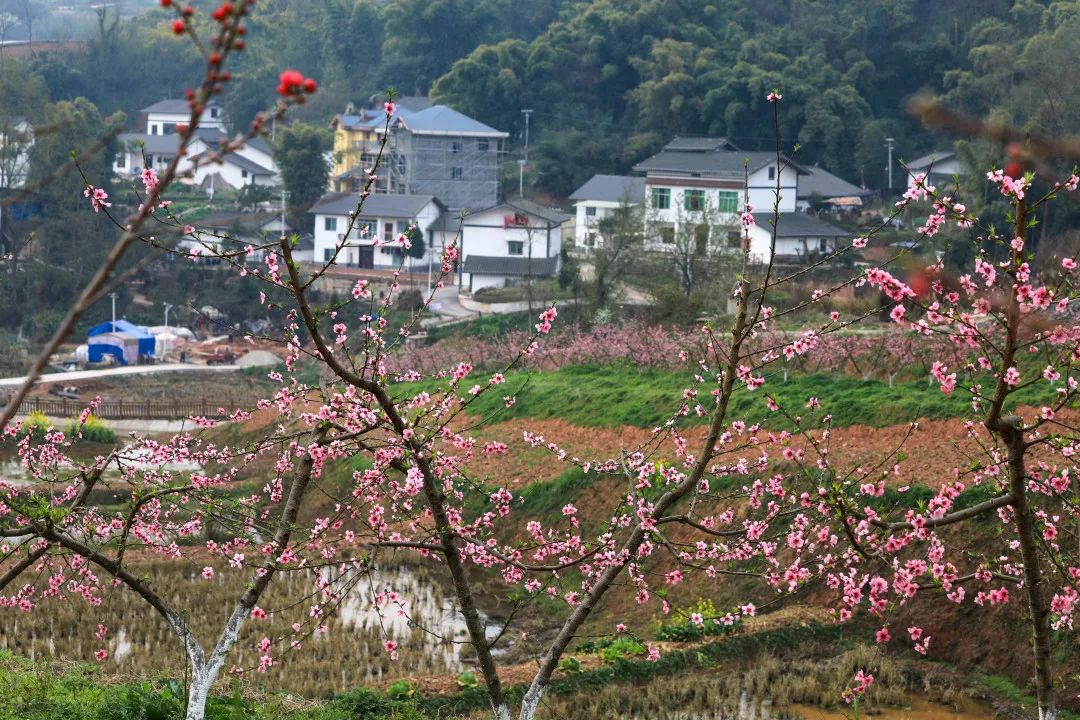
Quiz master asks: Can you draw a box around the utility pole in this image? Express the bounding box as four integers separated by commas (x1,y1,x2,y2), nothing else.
109,292,118,328
885,137,896,191
272,117,285,236
519,108,533,197
163,302,175,360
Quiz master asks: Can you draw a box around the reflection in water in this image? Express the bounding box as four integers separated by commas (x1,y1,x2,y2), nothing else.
0,561,495,696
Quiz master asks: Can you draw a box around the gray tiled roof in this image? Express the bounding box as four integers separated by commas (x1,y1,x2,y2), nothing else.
191,151,274,175
333,103,507,137
906,150,956,171
569,175,645,203
753,212,849,238
798,166,872,199
400,105,508,137
463,254,558,276
502,197,572,225
309,192,439,218
141,99,223,115
663,136,739,152
633,148,807,177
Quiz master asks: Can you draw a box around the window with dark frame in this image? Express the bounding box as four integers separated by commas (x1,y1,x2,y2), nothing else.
651,187,670,209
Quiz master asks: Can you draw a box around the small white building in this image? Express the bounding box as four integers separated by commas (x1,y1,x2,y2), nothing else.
456,198,569,292
141,99,226,135
568,174,645,249
310,192,444,269
905,150,965,193
115,127,279,189
746,212,849,264
189,151,277,191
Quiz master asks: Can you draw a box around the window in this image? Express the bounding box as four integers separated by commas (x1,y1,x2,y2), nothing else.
210,107,220,118
451,141,462,153
651,187,670,210
163,123,177,135
324,217,338,232
727,231,742,249
655,223,675,244
358,220,377,238
586,232,597,247
241,169,249,179
819,238,829,252
323,248,335,262
718,191,739,214
145,156,154,168
508,240,524,255
384,222,394,240
684,189,705,212
768,166,776,181
586,206,597,217
478,139,489,151
451,167,463,180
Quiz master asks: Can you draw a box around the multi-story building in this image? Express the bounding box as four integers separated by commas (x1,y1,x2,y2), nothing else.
631,136,846,264
329,97,508,212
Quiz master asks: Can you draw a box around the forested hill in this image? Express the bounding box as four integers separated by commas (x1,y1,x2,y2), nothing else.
23,0,1080,196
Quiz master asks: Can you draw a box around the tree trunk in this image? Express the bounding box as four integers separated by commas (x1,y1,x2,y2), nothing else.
1002,418,1057,720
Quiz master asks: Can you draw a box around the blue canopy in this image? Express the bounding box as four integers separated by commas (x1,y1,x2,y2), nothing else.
88,320,155,356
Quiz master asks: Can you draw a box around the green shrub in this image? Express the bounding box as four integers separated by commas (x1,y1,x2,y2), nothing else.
655,599,736,642
456,671,478,690
558,657,582,674
66,415,116,444
599,636,647,663
329,687,389,719
385,680,416,702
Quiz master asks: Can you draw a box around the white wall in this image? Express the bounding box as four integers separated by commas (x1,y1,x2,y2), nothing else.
146,107,226,135
191,160,275,190
461,206,562,261
573,200,624,247
746,163,799,213
311,200,443,269
747,225,835,263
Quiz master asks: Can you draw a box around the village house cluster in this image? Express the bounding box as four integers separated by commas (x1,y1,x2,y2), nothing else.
3,93,963,298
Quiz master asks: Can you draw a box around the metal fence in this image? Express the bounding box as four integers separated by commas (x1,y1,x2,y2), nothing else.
16,397,234,419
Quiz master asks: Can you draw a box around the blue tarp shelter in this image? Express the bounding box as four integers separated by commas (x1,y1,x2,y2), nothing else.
88,319,155,356
87,332,139,366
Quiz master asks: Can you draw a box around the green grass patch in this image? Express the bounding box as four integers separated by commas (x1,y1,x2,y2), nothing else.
402,365,1058,430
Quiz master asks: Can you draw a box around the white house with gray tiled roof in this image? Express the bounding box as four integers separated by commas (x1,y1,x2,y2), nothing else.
310,192,444,269
568,174,645,249
630,136,847,263
455,198,569,292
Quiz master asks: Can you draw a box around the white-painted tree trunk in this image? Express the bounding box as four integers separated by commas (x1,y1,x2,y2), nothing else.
519,684,543,720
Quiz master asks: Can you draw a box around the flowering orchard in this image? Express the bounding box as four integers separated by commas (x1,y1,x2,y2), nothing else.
0,6,1077,719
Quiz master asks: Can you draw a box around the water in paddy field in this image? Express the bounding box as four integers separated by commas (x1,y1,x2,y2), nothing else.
0,562,502,697
0,444,203,485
